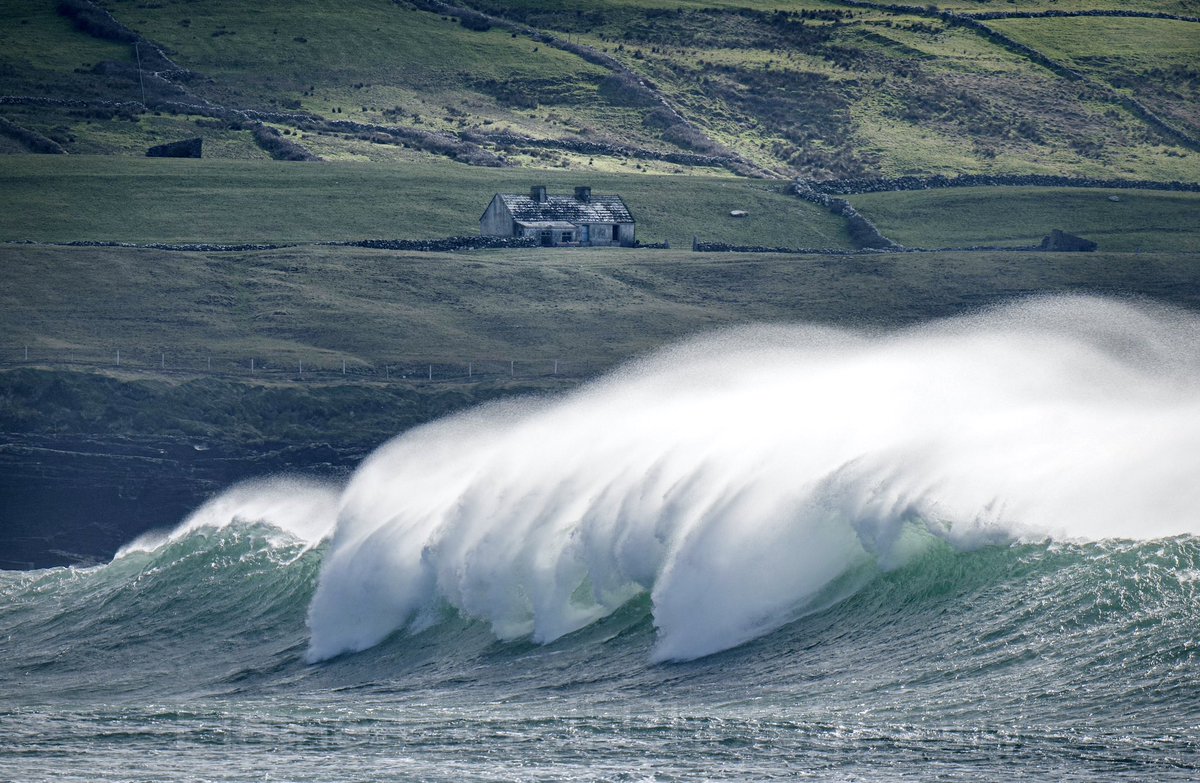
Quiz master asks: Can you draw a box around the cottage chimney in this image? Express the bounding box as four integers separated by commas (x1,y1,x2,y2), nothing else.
531,185,548,203
574,185,592,203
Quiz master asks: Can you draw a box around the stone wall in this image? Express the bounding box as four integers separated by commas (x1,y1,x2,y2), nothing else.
790,182,901,249
0,116,65,154
340,236,540,251
801,173,1200,196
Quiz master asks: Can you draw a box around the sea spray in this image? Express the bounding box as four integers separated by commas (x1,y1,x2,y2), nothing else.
117,476,340,557
301,296,1200,663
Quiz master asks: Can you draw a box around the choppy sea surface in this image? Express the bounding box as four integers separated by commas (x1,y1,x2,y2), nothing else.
3,296,1199,781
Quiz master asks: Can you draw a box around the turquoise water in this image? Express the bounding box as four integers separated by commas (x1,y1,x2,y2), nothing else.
2,528,1198,781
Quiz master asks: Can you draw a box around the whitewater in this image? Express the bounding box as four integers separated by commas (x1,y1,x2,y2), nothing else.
3,295,1199,781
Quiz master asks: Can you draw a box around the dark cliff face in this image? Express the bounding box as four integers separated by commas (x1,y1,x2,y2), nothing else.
0,434,361,569
0,370,576,569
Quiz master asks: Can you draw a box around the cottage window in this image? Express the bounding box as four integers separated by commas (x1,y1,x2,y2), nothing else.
562,232,574,243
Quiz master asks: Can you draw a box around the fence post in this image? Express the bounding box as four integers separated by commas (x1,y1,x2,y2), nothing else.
428,364,432,381
510,360,514,377
554,359,558,375
468,362,472,379
24,345,28,361
116,349,120,367
342,359,346,375
161,352,165,369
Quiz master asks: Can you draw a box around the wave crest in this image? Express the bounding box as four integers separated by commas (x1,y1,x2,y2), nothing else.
117,477,339,557
304,296,1200,663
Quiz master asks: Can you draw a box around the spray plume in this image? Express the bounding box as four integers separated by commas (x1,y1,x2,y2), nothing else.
191,297,1196,663
117,477,339,557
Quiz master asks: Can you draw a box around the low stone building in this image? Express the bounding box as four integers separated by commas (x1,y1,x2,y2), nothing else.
1039,228,1097,252
480,185,635,247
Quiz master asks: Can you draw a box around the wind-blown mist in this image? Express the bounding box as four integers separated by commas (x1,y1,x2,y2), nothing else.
117,477,340,557
8,294,1198,783
292,296,1200,663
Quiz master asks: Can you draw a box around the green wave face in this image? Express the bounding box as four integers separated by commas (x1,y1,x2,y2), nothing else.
3,526,1198,719
3,524,1198,781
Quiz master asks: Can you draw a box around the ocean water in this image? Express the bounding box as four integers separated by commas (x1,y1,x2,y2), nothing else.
3,295,1199,781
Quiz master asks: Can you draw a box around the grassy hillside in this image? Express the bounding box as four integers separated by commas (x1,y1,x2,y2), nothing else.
0,0,131,97
4,244,1200,382
988,16,1200,140
849,187,1200,250
1,0,1197,181
0,154,851,247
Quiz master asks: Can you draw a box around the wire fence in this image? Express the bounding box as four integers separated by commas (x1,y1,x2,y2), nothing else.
1,345,605,384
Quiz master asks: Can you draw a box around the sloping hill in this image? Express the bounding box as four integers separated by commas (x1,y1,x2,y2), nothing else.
2,0,1197,181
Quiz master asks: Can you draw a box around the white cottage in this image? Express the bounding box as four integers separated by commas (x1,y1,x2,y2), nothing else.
480,185,636,247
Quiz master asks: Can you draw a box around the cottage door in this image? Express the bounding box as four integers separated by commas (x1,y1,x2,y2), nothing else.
581,225,590,244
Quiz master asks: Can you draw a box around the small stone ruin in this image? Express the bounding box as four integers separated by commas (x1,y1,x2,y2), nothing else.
1039,229,1097,252
146,137,203,158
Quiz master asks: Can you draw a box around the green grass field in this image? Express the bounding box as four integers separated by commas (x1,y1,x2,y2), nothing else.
988,17,1200,72
849,187,1200,251
987,17,1200,139
4,243,1199,380
5,155,1199,250
0,154,851,248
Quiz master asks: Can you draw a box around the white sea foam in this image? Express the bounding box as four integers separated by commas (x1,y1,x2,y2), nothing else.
293,296,1200,662
116,476,339,557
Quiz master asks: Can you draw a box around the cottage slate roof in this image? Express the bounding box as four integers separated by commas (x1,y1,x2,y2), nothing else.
515,220,578,230
498,194,634,224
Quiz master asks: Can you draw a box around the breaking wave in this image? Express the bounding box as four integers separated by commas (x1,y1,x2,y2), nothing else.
117,477,339,557
297,295,1200,663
